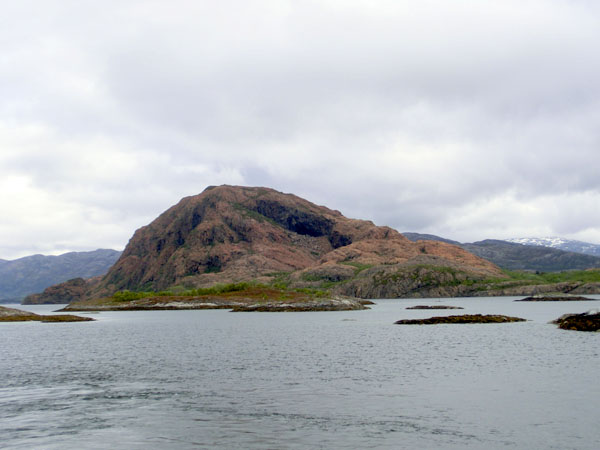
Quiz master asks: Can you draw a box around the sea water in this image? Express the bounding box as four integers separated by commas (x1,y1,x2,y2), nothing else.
1,297,599,449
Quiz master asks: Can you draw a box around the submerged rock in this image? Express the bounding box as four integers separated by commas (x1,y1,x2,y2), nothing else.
394,314,526,325
406,305,464,310
0,306,94,322
552,310,600,332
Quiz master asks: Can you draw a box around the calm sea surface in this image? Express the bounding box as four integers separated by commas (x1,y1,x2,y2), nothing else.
1,297,599,449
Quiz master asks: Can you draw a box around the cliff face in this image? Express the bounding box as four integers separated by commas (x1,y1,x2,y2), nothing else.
89,185,502,297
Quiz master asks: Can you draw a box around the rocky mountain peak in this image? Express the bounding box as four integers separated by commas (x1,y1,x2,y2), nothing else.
91,185,500,296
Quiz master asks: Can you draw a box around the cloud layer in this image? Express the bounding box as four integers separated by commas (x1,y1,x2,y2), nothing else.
2,0,600,259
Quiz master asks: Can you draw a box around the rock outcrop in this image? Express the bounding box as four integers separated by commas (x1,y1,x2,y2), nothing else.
552,310,600,331
0,306,94,322
516,294,596,302
394,314,526,325
406,305,464,310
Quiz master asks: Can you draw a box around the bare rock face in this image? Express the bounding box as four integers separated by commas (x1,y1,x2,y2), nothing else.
30,186,507,302
97,186,348,293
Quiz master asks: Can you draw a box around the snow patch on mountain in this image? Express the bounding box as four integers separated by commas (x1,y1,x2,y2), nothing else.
507,237,600,257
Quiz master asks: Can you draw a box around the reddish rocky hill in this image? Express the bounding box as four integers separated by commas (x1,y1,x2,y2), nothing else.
94,186,502,295
28,186,506,303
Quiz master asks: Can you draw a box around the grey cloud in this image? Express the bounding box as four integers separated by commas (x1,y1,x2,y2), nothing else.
2,0,600,258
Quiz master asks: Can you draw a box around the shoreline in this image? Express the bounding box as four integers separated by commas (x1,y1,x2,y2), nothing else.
59,291,371,312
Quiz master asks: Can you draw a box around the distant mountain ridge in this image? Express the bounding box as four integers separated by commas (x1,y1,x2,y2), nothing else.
506,237,600,257
461,240,600,272
404,233,600,272
402,233,460,246
0,249,122,303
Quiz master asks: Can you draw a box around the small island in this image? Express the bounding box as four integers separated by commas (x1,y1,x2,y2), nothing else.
60,284,369,313
515,294,597,302
0,306,94,323
406,305,464,310
394,314,526,325
552,310,600,332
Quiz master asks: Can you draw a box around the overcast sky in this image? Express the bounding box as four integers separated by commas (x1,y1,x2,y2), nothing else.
2,0,600,259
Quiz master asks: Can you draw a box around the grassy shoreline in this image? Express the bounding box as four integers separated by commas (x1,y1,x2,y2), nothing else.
61,284,369,312
56,268,600,311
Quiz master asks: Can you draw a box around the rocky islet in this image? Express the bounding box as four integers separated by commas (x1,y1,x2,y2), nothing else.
406,305,464,310
515,294,597,302
552,310,600,332
394,314,527,325
0,306,94,322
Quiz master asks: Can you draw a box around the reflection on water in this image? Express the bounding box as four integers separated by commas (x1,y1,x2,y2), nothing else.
1,297,599,449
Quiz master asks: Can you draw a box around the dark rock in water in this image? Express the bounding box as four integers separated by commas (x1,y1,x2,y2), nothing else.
515,294,596,302
0,306,94,322
406,305,464,310
394,314,526,325
552,310,600,332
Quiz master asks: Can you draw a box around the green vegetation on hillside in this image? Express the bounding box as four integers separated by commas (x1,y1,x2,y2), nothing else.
501,269,600,284
457,268,600,292
373,264,485,288
340,261,373,274
109,268,600,302
112,282,254,301
111,281,329,302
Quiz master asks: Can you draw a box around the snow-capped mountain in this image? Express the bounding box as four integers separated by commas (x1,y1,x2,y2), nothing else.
506,237,600,257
